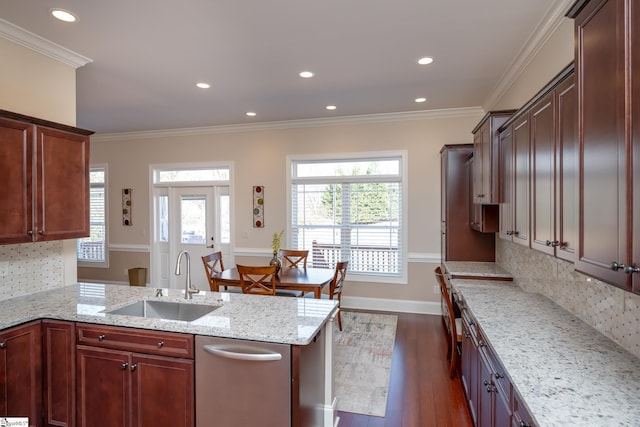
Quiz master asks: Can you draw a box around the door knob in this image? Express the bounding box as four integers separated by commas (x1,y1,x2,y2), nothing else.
624,265,640,275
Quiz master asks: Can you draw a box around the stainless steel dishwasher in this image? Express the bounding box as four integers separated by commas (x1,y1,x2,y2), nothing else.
195,336,291,427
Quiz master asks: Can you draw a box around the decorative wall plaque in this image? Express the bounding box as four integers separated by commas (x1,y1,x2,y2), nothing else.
122,188,132,226
253,186,264,228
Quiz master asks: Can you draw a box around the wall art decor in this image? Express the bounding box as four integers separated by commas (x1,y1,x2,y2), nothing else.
122,188,132,226
253,185,264,228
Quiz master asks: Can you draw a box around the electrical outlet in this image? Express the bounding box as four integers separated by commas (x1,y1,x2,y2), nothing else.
434,284,440,295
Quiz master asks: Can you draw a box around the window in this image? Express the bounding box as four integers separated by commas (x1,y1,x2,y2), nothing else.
289,152,406,282
77,166,108,267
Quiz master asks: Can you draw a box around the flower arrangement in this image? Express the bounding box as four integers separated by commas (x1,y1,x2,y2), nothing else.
272,229,285,254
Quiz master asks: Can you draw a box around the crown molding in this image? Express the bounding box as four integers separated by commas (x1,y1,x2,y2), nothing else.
0,18,92,68
91,106,485,142
483,0,575,109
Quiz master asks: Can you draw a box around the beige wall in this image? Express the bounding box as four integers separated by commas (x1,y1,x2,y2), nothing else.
0,37,79,300
85,112,483,310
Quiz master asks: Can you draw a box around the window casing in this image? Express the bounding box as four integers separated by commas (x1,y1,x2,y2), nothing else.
77,166,108,267
289,152,407,283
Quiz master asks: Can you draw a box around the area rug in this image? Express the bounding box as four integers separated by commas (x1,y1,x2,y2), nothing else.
334,311,398,417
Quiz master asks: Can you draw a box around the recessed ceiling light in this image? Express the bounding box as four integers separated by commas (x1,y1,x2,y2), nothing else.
299,71,314,78
246,112,257,117
50,8,78,23
196,82,210,89
417,57,434,65
415,97,427,103
326,105,337,110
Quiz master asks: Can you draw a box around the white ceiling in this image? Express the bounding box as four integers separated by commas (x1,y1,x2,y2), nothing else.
1,0,571,135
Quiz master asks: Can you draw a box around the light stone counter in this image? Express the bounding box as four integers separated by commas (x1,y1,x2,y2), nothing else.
0,283,338,345
444,261,513,279
451,279,640,427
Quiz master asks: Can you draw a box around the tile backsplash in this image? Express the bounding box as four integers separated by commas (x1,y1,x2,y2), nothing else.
0,241,65,301
496,239,640,359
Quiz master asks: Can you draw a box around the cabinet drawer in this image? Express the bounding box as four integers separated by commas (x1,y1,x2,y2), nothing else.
76,323,194,359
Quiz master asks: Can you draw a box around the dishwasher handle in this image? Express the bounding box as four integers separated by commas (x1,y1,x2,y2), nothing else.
203,344,282,361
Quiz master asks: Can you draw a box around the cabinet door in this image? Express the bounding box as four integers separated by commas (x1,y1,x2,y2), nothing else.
77,346,131,427
530,91,556,255
0,321,42,427
131,354,194,427
473,130,485,204
35,126,90,241
499,126,514,240
460,313,478,425
633,2,640,293
556,74,578,262
0,118,33,244
575,0,628,288
512,114,530,247
43,320,75,427
477,348,492,427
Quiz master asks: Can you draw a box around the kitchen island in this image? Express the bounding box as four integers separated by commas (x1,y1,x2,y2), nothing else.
0,283,339,427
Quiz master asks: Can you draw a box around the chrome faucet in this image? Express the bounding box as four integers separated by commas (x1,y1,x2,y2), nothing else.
175,250,199,299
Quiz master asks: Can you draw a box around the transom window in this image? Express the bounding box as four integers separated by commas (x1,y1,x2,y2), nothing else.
289,152,406,281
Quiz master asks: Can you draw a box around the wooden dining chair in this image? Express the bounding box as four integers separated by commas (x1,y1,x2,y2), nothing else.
201,252,229,292
435,266,462,378
280,249,309,269
306,261,348,330
236,265,278,295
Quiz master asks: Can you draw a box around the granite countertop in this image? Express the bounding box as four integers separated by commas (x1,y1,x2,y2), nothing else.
0,283,338,345
444,261,513,279
451,279,640,426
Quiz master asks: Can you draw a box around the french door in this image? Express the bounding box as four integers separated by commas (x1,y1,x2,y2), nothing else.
152,186,230,290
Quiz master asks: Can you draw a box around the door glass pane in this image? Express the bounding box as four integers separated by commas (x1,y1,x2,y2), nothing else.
181,196,206,244
220,194,230,243
159,195,169,242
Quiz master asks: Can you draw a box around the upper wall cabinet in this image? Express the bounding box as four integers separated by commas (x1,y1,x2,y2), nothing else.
0,110,93,245
471,111,515,205
530,71,577,261
497,66,576,254
568,0,639,292
498,113,530,247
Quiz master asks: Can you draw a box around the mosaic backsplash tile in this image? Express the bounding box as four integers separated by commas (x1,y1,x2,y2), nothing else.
496,239,640,359
0,241,65,301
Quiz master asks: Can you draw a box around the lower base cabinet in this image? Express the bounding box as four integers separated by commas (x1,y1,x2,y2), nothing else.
0,321,42,427
43,320,76,427
75,324,194,427
458,296,536,427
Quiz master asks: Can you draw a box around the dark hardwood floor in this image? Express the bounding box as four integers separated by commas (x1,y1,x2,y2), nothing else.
337,311,473,427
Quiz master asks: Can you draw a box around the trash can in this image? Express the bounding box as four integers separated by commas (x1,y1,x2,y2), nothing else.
128,268,147,287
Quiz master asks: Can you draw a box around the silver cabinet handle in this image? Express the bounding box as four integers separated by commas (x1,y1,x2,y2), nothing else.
121,362,128,370
0,342,5,349
203,345,282,361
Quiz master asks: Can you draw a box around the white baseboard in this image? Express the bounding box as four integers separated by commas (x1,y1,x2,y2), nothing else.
341,296,441,315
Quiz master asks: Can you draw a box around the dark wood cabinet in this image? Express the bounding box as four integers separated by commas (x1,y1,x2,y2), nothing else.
440,145,495,262
0,321,43,427
76,324,194,427
471,111,515,205
460,309,479,425
0,110,92,245
529,69,577,260
568,0,640,291
499,113,530,247
43,320,76,427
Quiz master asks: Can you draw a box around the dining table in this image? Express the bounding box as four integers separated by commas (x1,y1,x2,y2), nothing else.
212,267,334,298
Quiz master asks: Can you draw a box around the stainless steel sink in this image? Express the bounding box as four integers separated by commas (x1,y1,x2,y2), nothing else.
108,300,219,322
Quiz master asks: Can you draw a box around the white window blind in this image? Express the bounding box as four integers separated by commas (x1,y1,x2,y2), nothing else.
291,155,404,277
77,167,107,265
